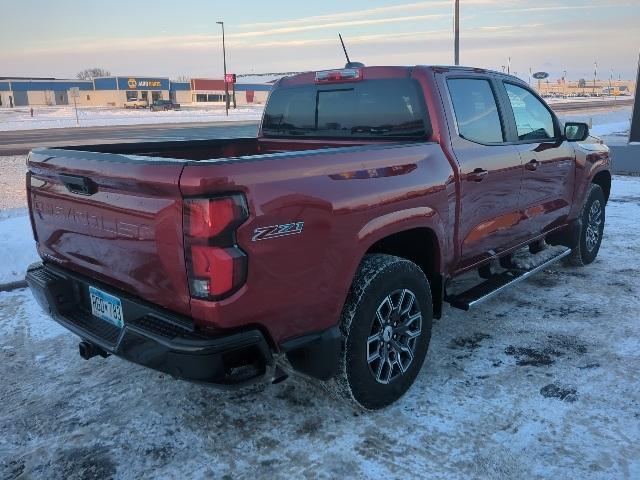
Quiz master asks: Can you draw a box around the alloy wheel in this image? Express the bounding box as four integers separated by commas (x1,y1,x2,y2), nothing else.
367,289,422,384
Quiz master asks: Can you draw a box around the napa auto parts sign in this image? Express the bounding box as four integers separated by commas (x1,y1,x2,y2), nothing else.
119,77,170,90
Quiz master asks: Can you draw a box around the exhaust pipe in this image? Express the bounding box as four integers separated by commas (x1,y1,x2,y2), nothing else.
78,341,109,360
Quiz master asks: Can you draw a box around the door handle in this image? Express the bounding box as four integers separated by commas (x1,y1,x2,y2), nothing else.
467,168,488,182
525,159,539,171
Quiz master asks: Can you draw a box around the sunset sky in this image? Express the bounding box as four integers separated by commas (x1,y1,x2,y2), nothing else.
2,0,639,82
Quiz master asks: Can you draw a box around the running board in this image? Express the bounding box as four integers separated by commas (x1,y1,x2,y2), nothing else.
445,248,572,311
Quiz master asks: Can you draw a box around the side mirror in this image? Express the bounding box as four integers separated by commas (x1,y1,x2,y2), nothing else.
564,122,589,142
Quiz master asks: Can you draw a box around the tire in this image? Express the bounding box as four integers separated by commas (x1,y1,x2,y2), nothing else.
565,184,606,266
322,254,433,410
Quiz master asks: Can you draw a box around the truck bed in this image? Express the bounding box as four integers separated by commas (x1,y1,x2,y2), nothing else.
54,137,385,162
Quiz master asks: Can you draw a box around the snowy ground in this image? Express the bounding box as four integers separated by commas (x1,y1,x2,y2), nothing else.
0,105,263,132
0,174,639,478
558,106,632,137
545,95,633,104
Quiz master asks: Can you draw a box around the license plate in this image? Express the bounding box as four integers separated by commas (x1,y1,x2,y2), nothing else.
89,286,124,328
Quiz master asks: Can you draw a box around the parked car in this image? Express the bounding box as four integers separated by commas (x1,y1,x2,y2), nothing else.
26,64,611,409
123,98,148,109
150,99,181,111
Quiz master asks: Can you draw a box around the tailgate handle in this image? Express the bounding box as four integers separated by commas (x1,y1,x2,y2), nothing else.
60,174,97,195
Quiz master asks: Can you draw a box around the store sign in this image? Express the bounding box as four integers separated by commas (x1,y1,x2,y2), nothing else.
137,80,162,88
532,72,549,80
225,73,237,84
126,78,164,89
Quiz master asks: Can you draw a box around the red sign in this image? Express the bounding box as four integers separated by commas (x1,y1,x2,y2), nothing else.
225,73,236,84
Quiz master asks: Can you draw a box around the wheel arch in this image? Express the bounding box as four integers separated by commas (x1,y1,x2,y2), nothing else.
364,225,445,319
592,169,611,204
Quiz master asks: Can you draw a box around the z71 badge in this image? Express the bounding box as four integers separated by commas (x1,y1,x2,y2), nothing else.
252,222,304,241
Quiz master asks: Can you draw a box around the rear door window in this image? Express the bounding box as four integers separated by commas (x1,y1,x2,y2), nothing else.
262,79,430,139
447,78,504,144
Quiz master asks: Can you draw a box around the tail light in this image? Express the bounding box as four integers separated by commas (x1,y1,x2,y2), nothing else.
315,68,362,83
183,194,248,300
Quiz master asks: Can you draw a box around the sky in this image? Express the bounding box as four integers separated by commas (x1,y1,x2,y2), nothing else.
1,0,639,82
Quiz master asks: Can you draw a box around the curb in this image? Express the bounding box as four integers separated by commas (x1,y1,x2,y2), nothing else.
0,280,28,292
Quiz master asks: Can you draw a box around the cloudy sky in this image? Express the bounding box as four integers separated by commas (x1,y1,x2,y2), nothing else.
2,0,639,82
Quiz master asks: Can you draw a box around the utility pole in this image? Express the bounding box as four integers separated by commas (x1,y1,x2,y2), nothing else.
454,0,459,65
610,68,615,105
593,61,597,96
216,21,229,116
507,57,511,75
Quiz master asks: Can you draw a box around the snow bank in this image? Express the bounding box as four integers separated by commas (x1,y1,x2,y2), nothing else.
0,214,39,284
558,106,632,136
0,105,263,132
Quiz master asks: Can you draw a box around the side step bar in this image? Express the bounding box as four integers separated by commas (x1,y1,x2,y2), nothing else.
445,248,571,311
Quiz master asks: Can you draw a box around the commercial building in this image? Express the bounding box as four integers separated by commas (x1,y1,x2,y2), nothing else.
0,76,272,108
0,78,93,108
190,78,271,105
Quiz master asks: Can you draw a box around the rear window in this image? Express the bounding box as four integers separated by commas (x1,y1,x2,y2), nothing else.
262,79,431,139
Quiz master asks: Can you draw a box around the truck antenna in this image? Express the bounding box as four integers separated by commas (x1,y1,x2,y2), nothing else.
338,34,365,68
339,34,351,64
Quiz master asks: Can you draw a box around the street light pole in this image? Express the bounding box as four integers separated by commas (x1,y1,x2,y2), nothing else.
454,0,459,65
216,20,229,116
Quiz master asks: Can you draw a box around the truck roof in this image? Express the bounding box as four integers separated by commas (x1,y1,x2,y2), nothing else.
277,65,524,87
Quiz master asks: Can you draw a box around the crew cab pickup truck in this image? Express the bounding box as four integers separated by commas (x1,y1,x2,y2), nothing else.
26,65,611,409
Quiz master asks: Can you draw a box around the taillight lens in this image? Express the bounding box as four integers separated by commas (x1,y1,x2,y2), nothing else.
184,195,248,300
187,196,245,238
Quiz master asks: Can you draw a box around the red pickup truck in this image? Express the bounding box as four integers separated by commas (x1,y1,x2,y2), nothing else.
26,65,611,409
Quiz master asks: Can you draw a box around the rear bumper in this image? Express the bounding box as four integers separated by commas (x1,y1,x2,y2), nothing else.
26,263,273,386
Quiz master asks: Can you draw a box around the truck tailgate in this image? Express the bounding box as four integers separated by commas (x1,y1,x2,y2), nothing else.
27,150,191,316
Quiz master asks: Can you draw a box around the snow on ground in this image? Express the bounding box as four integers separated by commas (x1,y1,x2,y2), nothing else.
558,106,632,137
0,156,28,211
545,95,633,104
0,105,263,132
0,176,639,478
0,215,38,284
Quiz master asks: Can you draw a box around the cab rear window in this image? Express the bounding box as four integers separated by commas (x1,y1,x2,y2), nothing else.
262,79,431,139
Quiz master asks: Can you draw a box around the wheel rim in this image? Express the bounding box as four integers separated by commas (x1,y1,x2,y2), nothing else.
585,199,602,252
367,289,422,384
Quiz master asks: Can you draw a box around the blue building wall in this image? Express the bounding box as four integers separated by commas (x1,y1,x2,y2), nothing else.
6,80,93,91
94,77,117,90
0,82,10,91
234,83,272,92
169,82,191,91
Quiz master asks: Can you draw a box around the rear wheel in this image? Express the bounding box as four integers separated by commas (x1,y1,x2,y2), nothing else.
322,254,433,410
566,184,606,266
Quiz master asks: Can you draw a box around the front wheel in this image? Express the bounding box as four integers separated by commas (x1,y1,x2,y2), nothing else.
322,254,433,410
566,184,606,266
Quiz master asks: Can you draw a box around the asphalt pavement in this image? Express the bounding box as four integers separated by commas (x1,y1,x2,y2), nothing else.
0,121,259,155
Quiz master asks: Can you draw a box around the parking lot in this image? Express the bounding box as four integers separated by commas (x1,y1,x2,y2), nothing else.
1,158,639,478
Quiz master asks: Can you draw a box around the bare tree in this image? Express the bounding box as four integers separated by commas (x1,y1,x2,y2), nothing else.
172,75,191,83
76,67,111,80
